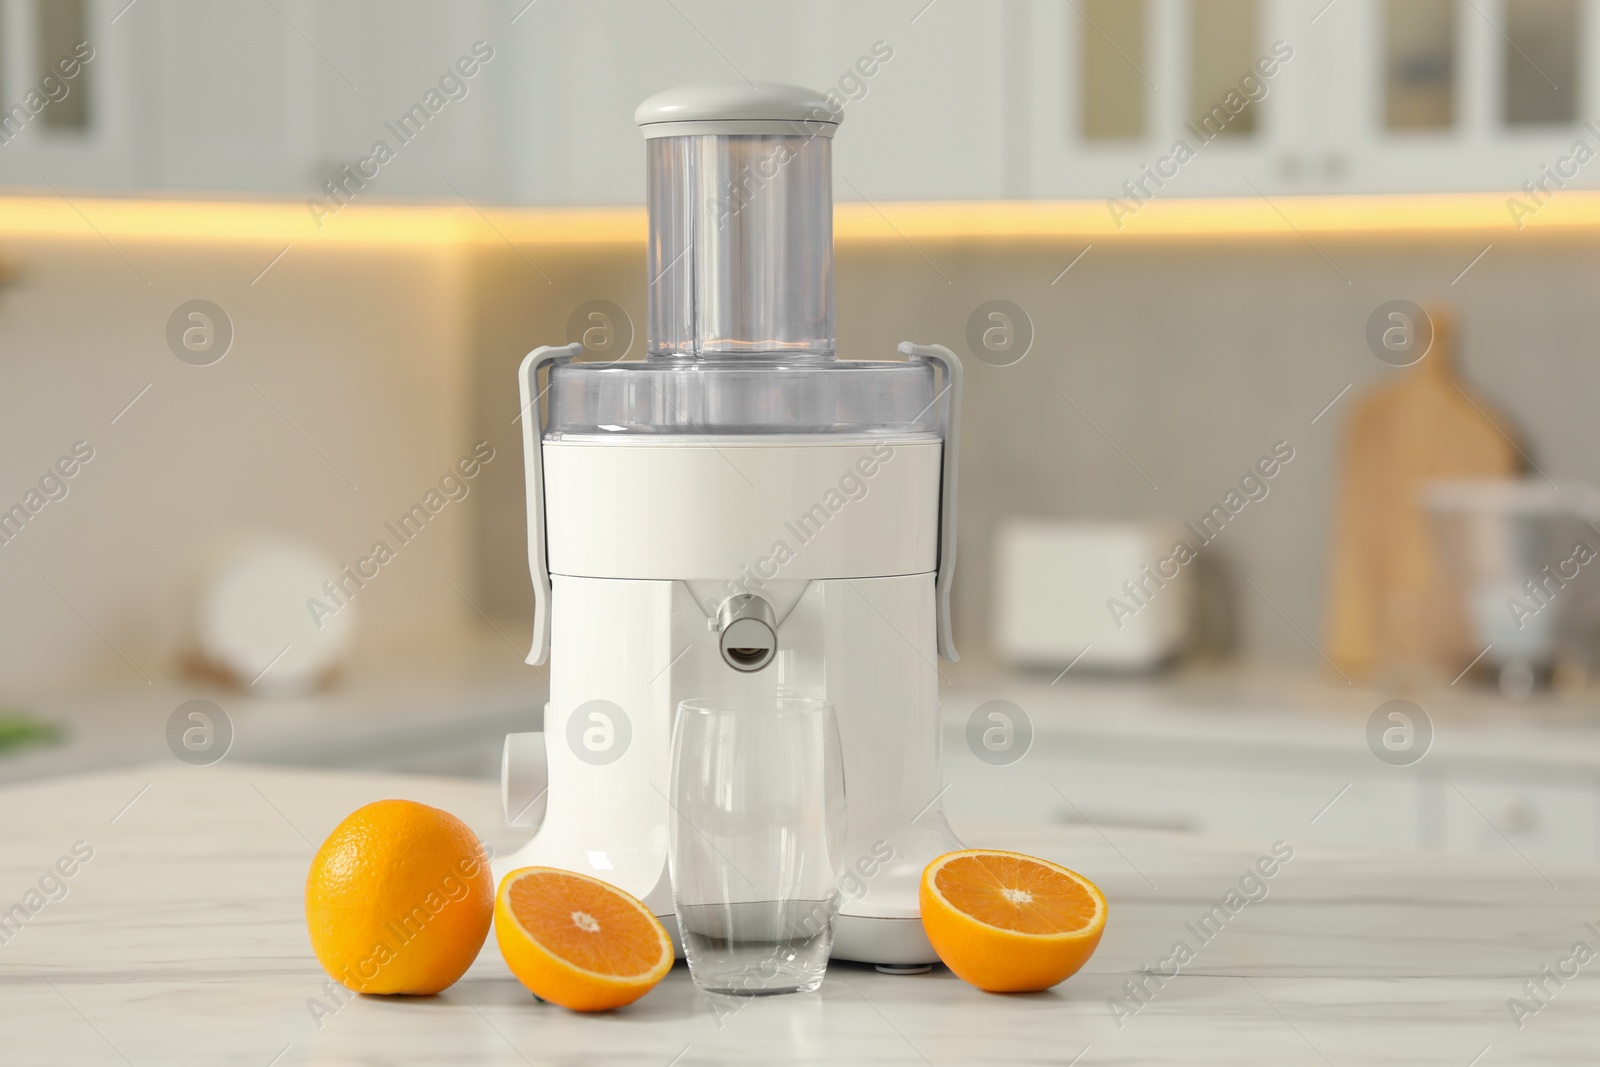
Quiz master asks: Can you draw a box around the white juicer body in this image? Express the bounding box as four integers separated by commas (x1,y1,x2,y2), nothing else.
498,348,964,966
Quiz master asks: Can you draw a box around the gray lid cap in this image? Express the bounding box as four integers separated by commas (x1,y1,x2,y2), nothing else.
635,81,841,139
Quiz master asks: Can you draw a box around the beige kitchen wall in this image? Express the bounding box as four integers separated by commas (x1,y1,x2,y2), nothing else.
0,233,479,689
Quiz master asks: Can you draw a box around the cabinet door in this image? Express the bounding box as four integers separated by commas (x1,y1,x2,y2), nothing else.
944,744,1424,851
1442,777,1600,862
1,0,341,195
1024,0,1299,202
1268,0,1360,191
502,0,1007,205
299,0,501,201
144,0,316,193
4,0,507,199
1292,0,1596,194
0,0,139,190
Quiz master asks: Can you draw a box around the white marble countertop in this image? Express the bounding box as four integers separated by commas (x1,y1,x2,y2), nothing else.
1,763,1595,1065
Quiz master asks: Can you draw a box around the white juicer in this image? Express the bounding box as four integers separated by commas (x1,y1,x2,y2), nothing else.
496,82,963,967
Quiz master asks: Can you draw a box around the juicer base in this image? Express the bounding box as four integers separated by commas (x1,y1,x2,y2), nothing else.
648,912,938,969
830,914,939,967
494,831,946,967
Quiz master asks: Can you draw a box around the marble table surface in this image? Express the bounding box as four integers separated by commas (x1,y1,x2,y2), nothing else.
1,763,1596,1066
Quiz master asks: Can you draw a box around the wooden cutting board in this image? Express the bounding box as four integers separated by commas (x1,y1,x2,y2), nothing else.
1324,305,1522,680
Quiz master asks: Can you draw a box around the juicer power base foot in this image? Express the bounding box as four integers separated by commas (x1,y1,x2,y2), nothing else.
829,914,938,967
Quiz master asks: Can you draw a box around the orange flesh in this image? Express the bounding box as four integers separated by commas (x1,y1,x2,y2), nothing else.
933,853,1098,935
506,871,663,977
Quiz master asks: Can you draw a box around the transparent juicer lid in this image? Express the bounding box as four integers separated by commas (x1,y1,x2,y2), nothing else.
545,84,936,437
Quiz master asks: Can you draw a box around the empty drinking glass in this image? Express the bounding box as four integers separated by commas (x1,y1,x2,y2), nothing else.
668,696,846,995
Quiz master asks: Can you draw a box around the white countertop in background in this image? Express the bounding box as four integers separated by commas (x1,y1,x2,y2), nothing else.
939,659,1600,774
0,763,1594,1065
0,634,545,784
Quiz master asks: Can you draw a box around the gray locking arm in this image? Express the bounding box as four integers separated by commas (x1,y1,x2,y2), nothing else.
518,343,583,666
898,342,962,662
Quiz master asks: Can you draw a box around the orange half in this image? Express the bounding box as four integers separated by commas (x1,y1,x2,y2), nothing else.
920,849,1107,992
494,867,673,1011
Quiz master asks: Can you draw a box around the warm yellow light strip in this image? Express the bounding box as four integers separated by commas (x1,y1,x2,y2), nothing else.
0,196,647,246
0,190,1588,245
835,192,1595,240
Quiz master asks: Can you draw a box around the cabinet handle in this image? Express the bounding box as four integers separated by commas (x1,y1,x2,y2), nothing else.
1491,794,1537,834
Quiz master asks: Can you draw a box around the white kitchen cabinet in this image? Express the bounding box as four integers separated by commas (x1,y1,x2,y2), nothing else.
945,734,1600,862
0,0,508,199
946,741,1426,851
8,1,1600,204
1024,0,1297,203
1022,0,1600,200
1308,0,1600,194
0,0,332,194
939,678,1600,864
0,0,1009,203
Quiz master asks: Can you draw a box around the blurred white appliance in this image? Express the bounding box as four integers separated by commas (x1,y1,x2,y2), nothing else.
994,519,1192,671
193,536,354,695
495,84,963,967
1426,479,1600,696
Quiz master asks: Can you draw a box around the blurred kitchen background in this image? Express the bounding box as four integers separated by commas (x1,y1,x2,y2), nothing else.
6,0,1600,862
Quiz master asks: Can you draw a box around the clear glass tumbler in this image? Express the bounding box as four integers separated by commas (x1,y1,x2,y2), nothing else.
669,696,846,995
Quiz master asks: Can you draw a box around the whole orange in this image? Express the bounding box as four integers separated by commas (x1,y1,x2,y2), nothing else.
305,799,493,995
